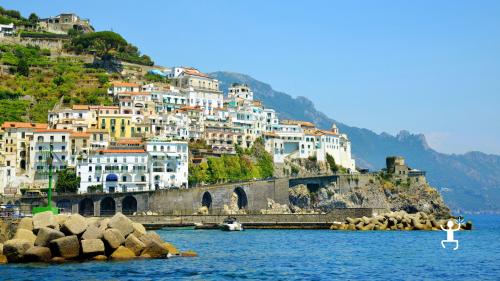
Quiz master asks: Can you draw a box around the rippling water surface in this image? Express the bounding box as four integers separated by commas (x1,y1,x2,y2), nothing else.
1,215,499,280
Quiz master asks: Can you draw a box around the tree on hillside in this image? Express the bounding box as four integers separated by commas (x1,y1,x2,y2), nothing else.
17,58,29,76
55,168,80,193
28,13,39,23
71,31,127,58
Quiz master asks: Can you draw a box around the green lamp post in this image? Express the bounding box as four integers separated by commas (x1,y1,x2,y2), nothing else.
32,143,59,215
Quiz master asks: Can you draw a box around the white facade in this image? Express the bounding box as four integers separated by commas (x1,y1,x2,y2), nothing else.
77,139,188,193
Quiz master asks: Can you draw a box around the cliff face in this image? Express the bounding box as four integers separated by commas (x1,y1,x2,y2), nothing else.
289,175,451,218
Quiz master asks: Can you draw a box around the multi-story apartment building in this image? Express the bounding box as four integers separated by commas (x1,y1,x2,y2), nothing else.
107,81,140,96
77,139,188,193
48,105,97,132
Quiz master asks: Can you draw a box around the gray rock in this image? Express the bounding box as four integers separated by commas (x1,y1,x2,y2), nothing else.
108,213,133,237
103,229,125,249
33,211,58,231
81,239,105,256
50,235,80,259
82,224,103,240
3,239,33,262
138,231,163,245
124,233,145,256
61,214,88,235
35,227,65,247
24,246,52,262
14,229,37,244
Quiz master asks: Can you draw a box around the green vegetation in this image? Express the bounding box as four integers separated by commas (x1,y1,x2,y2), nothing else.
0,43,112,123
68,31,154,66
0,6,30,25
145,72,170,83
55,168,81,193
326,153,338,173
189,138,274,185
88,185,103,193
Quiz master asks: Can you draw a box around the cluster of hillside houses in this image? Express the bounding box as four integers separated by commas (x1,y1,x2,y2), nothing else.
0,66,355,195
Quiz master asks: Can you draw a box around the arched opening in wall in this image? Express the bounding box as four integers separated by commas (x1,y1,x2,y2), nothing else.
79,198,94,216
202,192,212,209
306,183,321,193
233,187,248,209
57,199,72,213
122,195,137,215
100,197,116,216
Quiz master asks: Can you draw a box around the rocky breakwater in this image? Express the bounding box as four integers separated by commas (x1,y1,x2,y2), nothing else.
330,210,472,231
0,211,197,264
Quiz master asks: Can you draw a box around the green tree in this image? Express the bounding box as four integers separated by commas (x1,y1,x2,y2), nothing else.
17,58,29,76
71,31,128,58
188,162,208,185
326,153,339,173
28,13,39,23
207,157,227,183
55,169,81,193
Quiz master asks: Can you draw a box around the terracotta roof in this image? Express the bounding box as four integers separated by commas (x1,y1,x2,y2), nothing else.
72,105,90,110
111,81,140,87
98,149,145,154
2,122,48,129
70,132,90,138
34,129,71,133
182,68,210,78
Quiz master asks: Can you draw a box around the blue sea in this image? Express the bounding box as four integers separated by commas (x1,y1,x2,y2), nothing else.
1,215,499,281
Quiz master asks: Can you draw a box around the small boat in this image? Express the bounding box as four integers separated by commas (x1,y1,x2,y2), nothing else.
219,217,243,231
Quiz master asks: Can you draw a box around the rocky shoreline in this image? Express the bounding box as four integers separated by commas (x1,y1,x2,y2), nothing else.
0,211,196,264
330,211,472,231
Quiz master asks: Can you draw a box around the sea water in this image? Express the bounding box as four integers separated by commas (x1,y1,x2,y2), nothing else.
1,215,499,281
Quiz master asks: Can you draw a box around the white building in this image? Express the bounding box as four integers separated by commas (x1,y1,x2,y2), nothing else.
77,139,188,193
0,23,14,36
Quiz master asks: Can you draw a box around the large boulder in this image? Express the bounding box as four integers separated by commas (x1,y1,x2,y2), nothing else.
0,255,6,264
103,229,125,249
35,227,65,247
138,231,163,245
33,211,58,231
3,239,33,262
163,242,179,255
14,229,37,244
24,246,52,262
61,214,88,235
110,246,136,260
81,239,105,257
131,222,146,238
108,213,133,237
124,234,145,256
18,217,33,231
0,243,3,255
82,224,104,240
50,235,80,259
99,218,110,231
55,214,70,227
86,217,101,227
141,240,169,259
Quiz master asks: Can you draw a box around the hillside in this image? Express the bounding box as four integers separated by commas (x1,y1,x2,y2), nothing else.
210,71,500,213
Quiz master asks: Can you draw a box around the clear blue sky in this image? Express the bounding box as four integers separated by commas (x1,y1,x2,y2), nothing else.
2,0,499,155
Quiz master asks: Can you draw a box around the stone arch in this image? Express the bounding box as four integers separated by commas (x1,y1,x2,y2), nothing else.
100,197,116,216
233,187,248,209
57,199,72,213
79,198,94,216
122,195,137,215
202,191,212,209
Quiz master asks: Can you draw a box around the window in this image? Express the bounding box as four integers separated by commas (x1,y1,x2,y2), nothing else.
88,175,92,182
61,155,65,161
62,136,66,142
38,156,42,161
89,166,92,172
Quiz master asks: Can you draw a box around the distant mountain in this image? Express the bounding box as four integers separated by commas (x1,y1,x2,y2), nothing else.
210,71,500,213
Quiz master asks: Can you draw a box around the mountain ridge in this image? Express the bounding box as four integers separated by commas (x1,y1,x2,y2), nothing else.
210,71,500,213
